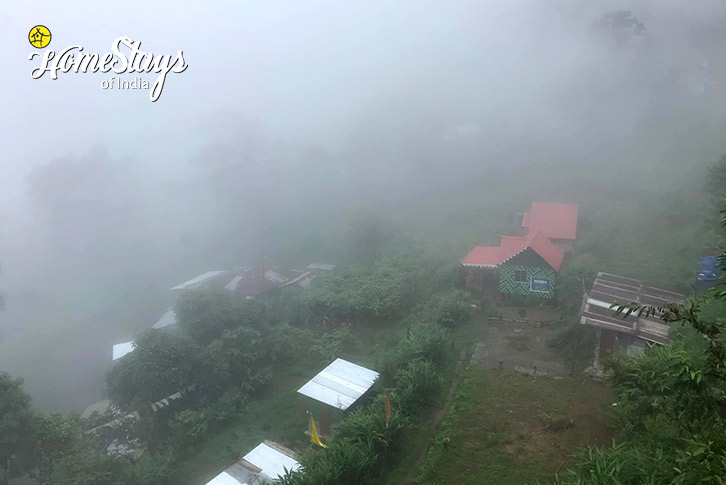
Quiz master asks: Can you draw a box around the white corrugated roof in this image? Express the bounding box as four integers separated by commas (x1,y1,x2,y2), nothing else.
279,271,316,289
203,442,300,485
152,309,177,329
297,358,379,410
112,341,135,360
264,269,289,284
306,263,336,271
225,275,245,291
244,442,301,481
171,271,226,290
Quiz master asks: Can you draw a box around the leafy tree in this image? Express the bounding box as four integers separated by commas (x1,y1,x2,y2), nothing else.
105,331,223,411
0,372,34,485
174,288,263,345
207,325,272,390
32,412,83,482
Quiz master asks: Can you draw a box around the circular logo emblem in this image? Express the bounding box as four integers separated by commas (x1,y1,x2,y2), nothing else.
29,25,52,49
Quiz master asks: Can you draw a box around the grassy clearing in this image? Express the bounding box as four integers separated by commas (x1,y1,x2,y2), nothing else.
416,368,614,485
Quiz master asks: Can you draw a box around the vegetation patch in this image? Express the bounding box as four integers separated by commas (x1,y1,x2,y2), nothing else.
415,368,614,485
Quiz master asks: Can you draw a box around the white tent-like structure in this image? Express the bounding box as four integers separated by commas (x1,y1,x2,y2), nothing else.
152,309,177,329
204,441,301,485
297,358,379,410
171,270,227,290
112,341,135,361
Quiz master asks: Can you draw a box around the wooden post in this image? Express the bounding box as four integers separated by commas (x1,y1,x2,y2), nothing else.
593,328,602,374
320,404,331,437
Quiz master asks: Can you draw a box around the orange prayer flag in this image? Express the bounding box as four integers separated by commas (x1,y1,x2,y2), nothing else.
385,393,391,428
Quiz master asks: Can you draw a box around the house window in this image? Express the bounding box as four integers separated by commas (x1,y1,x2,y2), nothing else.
514,269,528,282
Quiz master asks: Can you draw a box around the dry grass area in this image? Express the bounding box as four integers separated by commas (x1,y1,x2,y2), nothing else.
416,368,614,485
496,305,565,323
470,322,568,377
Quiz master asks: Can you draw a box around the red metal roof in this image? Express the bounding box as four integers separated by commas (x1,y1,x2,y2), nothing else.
461,245,515,267
522,202,578,240
525,231,564,271
461,231,563,272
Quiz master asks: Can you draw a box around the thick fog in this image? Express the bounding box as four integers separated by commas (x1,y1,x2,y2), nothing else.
1,1,726,411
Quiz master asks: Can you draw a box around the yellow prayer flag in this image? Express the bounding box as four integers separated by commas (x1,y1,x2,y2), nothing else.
309,413,328,448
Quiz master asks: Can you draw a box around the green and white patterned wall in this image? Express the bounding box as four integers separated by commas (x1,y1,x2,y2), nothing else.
498,249,556,298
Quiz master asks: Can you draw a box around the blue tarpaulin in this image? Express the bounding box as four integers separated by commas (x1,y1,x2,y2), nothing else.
696,256,722,292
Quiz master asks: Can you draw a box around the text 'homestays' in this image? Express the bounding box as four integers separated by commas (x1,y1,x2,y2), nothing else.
28,37,188,102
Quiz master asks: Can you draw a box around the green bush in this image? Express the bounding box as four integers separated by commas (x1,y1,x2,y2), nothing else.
424,289,472,327
174,288,263,345
547,319,596,370
310,324,353,365
267,323,315,362
168,388,249,453
394,322,449,366
394,359,441,414
298,254,435,324
207,325,273,392
379,322,449,386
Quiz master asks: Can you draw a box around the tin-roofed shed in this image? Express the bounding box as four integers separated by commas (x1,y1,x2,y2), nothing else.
297,358,379,435
204,441,300,485
580,272,686,373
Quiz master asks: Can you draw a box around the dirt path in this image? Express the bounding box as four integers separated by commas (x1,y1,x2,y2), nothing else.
397,347,469,485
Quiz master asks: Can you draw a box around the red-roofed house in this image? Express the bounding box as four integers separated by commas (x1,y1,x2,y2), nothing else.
462,201,578,299
462,232,563,298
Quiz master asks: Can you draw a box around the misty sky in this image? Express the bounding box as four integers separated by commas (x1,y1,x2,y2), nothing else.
2,0,726,299
2,0,721,206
